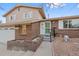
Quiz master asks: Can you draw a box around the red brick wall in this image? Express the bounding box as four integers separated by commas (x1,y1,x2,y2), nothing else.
15,22,40,40
31,22,40,39
51,20,79,38
15,20,79,39
56,29,79,38
8,22,41,51
51,20,58,29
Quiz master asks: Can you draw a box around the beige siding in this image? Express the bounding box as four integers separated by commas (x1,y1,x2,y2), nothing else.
6,7,43,23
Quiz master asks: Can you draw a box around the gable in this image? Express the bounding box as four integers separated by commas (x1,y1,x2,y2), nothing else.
3,5,46,19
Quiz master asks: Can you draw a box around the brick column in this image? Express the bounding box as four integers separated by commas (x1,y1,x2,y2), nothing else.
21,24,27,35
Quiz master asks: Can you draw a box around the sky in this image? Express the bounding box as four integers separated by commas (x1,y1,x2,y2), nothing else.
0,3,79,23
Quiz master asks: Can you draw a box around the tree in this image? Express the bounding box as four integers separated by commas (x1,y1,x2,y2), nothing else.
46,3,66,8
40,3,66,18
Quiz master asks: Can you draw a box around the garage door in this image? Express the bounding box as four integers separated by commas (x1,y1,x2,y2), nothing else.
0,29,15,44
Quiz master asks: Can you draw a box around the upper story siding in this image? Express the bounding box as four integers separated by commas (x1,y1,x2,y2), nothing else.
5,6,44,23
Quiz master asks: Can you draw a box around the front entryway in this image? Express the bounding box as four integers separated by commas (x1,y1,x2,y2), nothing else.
40,21,51,41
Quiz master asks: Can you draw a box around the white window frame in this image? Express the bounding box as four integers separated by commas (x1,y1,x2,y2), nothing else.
29,11,32,18
23,11,32,19
58,20,63,29
13,14,16,21
17,8,20,12
59,19,79,29
10,14,16,21
25,13,28,19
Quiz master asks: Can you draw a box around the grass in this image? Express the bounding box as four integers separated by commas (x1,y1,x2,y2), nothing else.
53,37,79,56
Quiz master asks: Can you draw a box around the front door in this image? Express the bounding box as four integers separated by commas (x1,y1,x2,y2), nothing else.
45,21,51,35
40,21,51,35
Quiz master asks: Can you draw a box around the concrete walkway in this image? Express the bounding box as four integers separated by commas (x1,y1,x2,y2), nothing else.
33,41,52,56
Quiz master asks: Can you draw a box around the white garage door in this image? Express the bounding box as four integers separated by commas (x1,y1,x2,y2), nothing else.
0,30,15,44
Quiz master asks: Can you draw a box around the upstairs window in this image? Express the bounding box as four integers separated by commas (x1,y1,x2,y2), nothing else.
17,8,20,12
28,13,32,18
25,14,28,18
10,15,16,21
11,16,13,20
24,12,32,19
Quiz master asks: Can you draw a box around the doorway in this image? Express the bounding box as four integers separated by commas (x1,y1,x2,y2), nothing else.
40,21,51,41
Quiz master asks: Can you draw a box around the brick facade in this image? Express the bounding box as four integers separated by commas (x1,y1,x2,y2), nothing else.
56,29,79,38
51,20,79,38
31,22,40,39
7,22,42,51
15,22,40,40
7,20,79,51
51,20,58,29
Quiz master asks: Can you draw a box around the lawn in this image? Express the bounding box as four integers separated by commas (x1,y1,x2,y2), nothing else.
53,37,79,56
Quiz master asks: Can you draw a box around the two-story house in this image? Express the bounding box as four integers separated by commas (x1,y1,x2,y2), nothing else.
2,4,46,40
1,4,79,51
0,4,46,51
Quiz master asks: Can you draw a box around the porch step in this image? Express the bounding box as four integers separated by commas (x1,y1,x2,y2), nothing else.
43,35,54,42
43,35,50,41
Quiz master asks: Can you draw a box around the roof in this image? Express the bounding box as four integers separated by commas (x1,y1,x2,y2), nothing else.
49,15,79,20
0,19,45,27
1,15,79,27
3,4,46,19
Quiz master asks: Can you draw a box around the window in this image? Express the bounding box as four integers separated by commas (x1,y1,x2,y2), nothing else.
70,20,79,28
17,8,20,12
25,14,28,19
29,11,32,18
10,15,16,21
11,16,13,20
63,20,72,28
63,19,79,28
28,13,32,18
45,21,51,34
24,12,32,19
63,20,68,28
